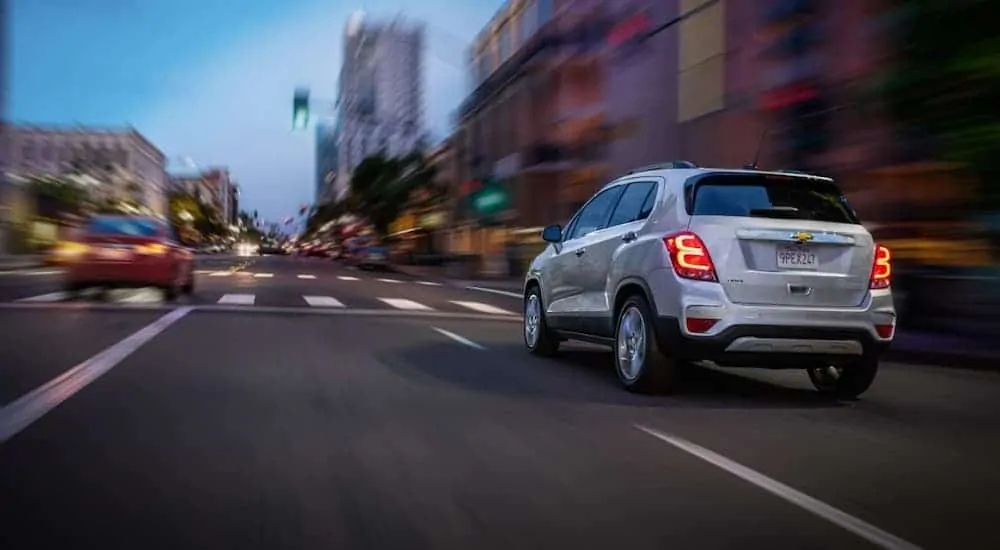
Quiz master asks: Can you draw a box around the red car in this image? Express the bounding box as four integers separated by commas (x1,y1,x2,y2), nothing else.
62,215,195,300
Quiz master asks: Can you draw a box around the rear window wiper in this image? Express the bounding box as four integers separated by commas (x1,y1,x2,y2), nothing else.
750,206,800,218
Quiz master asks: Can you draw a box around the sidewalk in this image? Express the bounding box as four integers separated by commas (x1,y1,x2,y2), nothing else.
0,255,45,270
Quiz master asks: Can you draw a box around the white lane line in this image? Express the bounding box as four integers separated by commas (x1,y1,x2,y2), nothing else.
379,298,433,311
377,278,402,284
117,288,162,303
450,300,515,315
209,271,231,277
303,295,345,308
634,425,922,550
297,274,317,280
338,276,360,281
0,269,64,276
417,281,442,286
0,307,193,443
194,270,213,274
432,327,486,350
17,292,67,303
467,285,521,299
217,293,255,305
253,273,274,278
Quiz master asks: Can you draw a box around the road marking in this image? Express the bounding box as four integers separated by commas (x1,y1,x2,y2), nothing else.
338,276,359,281
450,300,515,315
379,298,433,311
253,273,274,278
117,288,162,303
209,271,231,277
467,285,521,299
218,293,255,305
377,278,402,284
417,281,442,286
634,425,922,550
0,269,64,276
303,295,344,307
17,292,67,303
297,274,317,279
432,327,486,350
0,307,193,443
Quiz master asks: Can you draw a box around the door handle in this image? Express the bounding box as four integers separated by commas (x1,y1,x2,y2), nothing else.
622,231,637,243
575,248,586,257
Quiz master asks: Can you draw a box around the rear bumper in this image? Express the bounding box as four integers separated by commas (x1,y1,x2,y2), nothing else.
654,317,891,368
65,259,175,287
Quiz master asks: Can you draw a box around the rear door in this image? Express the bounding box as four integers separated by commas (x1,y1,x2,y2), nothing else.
685,173,874,308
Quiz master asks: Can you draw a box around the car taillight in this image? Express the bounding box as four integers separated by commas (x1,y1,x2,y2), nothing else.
869,244,891,289
135,243,168,255
664,232,718,282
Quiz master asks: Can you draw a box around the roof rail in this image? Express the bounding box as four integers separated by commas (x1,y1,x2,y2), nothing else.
626,161,698,174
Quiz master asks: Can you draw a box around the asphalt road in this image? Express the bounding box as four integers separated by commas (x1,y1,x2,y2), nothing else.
1,255,998,549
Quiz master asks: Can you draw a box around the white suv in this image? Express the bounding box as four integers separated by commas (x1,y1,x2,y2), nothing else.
522,162,895,398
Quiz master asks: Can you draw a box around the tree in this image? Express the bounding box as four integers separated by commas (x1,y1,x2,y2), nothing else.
884,0,1000,207
348,152,437,237
25,175,91,215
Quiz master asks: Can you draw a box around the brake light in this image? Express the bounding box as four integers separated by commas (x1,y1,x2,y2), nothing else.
869,244,891,289
135,243,168,256
664,232,718,282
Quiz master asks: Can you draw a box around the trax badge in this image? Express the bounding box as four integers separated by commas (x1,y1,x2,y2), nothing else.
791,232,814,243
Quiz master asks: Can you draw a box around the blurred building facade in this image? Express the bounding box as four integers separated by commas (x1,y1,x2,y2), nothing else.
2,124,168,215
315,120,339,203
450,0,612,269
169,167,235,224
337,14,425,199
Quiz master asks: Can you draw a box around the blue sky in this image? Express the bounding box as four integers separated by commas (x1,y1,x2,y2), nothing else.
10,0,501,225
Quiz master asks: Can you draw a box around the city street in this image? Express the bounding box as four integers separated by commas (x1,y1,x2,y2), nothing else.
1,255,998,549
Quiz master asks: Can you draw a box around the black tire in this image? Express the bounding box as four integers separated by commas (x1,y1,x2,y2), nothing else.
807,357,879,399
64,282,83,300
523,285,559,356
181,272,195,295
614,295,679,394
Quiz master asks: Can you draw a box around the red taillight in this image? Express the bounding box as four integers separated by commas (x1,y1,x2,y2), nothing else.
664,232,718,282
869,244,891,289
875,324,895,339
685,317,719,334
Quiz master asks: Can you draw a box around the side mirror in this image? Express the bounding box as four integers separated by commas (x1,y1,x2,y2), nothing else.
541,224,562,243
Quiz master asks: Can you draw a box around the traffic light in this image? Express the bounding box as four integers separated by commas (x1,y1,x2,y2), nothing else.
292,87,310,130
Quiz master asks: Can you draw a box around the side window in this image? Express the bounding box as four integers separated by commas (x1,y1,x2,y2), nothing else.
607,181,657,227
565,186,625,241
638,184,659,219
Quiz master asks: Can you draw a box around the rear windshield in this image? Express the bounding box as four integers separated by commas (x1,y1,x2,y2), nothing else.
689,174,860,224
87,218,161,237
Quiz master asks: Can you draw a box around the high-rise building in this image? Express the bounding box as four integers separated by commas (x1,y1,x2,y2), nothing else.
315,120,339,203
336,12,425,199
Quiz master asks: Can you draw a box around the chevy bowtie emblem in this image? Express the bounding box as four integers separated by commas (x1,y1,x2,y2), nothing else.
791,232,814,243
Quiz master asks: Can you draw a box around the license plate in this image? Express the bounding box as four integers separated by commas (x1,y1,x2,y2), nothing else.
98,247,130,260
777,244,818,270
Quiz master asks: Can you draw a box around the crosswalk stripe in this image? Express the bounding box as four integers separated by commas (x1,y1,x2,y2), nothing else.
297,274,316,279
209,271,231,277
218,294,255,305
337,276,359,281
303,296,345,307
17,292,67,303
253,273,273,278
378,298,433,311
377,278,402,284
417,281,441,286
450,301,515,315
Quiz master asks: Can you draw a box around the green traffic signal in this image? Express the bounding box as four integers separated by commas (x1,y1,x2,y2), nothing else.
293,88,310,130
